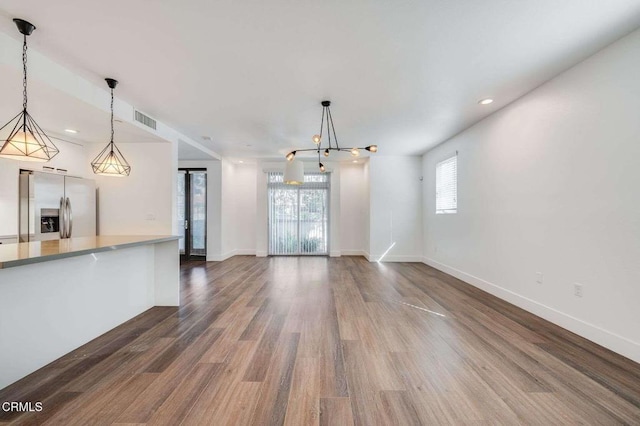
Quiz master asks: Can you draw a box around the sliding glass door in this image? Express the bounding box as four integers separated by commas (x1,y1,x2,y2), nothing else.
268,172,329,255
177,169,207,261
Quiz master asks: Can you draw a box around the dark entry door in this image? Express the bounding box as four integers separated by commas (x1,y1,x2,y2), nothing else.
178,169,207,261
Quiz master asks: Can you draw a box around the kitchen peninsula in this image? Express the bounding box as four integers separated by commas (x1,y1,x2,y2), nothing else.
0,235,179,389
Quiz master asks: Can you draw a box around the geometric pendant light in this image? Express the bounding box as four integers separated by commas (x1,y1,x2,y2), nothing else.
90,78,131,177
0,19,60,162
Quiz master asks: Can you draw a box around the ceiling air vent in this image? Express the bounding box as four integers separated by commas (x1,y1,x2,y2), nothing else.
134,109,157,130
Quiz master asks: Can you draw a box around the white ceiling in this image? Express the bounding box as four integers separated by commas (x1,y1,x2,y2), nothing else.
1,1,639,159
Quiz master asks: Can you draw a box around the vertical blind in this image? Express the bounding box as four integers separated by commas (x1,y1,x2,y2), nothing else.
268,172,330,255
436,154,457,214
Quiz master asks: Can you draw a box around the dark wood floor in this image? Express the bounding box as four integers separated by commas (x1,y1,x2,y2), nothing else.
1,256,639,425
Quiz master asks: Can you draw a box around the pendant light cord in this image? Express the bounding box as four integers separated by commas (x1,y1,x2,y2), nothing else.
22,35,28,111
328,108,339,149
110,87,115,144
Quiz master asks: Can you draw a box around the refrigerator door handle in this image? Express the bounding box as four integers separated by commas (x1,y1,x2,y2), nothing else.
66,197,73,238
59,197,66,239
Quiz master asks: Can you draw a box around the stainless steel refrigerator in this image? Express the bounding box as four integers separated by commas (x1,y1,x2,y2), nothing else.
19,171,96,242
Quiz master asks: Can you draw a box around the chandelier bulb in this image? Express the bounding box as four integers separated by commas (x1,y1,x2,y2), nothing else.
365,145,378,153
319,162,326,172
312,134,321,145
351,148,360,157
286,151,296,161
324,149,330,157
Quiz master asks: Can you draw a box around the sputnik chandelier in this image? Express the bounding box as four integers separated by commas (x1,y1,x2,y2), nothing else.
0,19,59,162
285,101,377,172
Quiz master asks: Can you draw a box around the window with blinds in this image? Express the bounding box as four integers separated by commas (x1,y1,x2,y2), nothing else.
436,155,457,214
268,172,330,255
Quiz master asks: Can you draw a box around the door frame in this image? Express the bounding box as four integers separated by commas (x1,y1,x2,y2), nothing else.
179,168,207,262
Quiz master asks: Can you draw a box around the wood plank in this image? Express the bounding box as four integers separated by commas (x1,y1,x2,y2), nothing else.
179,340,259,425
239,297,273,341
378,391,422,426
146,363,224,425
197,381,262,426
341,339,385,426
284,357,320,426
319,397,354,426
114,328,224,423
243,314,288,382
200,305,260,363
318,289,349,398
45,372,158,425
249,332,300,425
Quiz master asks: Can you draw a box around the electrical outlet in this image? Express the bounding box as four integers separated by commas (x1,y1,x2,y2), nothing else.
574,283,583,298
536,272,543,284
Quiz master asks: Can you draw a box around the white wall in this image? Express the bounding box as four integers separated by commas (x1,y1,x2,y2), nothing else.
423,28,640,362
329,165,341,257
340,162,367,256
233,164,258,254
98,142,174,235
363,159,371,256
369,156,423,261
220,159,236,257
255,163,269,257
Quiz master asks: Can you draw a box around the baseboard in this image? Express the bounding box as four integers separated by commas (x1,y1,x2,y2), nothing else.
234,249,256,256
381,255,423,262
369,254,424,262
423,257,640,364
208,249,257,261
207,251,234,262
208,250,419,263
341,250,367,257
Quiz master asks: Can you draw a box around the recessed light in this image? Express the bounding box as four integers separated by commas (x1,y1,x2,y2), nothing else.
352,160,358,163
239,160,244,164
478,98,494,105
64,129,78,134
